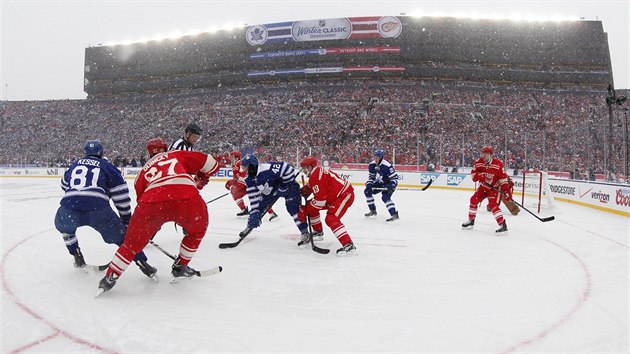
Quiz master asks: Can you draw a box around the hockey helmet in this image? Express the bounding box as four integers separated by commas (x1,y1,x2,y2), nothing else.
374,149,385,158
300,156,318,169
481,146,493,155
230,151,242,160
147,138,167,156
84,140,104,157
185,123,203,135
241,154,259,167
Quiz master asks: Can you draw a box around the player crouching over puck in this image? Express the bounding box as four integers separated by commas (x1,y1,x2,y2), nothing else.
299,157,357,256
97,138,220,296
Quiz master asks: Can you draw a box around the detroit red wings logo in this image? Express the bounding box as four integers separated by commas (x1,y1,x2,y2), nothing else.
377,16,402,38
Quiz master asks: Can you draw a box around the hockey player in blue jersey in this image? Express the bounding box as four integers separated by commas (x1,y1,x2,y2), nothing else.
240,154,310,242
364,149,400,221
54,140,156,279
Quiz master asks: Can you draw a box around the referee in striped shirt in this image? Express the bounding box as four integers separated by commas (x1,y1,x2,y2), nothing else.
169,123,202,151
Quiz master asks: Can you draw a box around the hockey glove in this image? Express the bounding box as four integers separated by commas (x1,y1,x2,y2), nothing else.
224,179,234,190
247,210,262,229
471,173,479,182
500,183,512,202
194,172,209,190
300,185,312,198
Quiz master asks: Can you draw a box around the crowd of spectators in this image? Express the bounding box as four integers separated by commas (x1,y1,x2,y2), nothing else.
1,80,627,181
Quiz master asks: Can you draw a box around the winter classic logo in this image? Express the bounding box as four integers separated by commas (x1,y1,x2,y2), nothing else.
246,25,268,46
377,16,402,38
292,18,351,42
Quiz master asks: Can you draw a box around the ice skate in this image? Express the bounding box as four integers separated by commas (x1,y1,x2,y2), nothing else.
495,221,508,235
236,207,249,217
297,232,311,246
461,219,475,229
171,257,197,282
135,259,158,281
311,231,324,241
364,209,377,217
269,211,279,221
95,273,118,297
386,212,399,222
336,242,357,256
73,248,86,268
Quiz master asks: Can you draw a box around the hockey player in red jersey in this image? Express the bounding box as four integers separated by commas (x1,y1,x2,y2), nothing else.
97,138,220,295
298,157,357,255
462,146,512,234
225,151,278,220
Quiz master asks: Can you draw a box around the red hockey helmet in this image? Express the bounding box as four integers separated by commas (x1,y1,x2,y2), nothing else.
300,156,319,169
230,151,242,160
481,145,493,155
147,138,167,156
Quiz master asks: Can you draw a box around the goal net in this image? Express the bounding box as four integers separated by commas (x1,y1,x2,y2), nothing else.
520,171,555,213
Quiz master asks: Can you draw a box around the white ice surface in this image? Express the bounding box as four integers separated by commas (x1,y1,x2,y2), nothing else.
1,178,628,353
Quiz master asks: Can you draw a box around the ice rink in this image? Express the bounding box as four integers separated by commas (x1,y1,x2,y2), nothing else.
1,177,628,353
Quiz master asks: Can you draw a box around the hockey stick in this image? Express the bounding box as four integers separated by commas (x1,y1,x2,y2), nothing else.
150,239,177,260
150,240,223,277
218,195,281,249
511,199,555,222
206,192,230,205
372,178,433,192
483,182,555,223
298,176,330,254
87,263,110,271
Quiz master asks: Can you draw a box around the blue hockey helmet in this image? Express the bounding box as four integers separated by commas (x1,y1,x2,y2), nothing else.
84,140,104,157
241,154,259,167
374,149,385,158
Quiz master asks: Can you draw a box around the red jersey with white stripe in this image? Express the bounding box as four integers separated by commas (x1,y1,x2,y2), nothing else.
231,160,247,186
471,157,508,191
134,150,219,203
307,166,353,210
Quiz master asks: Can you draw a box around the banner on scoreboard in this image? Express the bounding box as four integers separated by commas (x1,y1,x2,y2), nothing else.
250,46,400,59
246,16,402,46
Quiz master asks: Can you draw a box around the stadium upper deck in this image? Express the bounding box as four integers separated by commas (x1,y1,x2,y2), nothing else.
84,16,612,97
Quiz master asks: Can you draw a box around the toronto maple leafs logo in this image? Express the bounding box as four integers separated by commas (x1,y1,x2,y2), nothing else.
258,181,274,195
246,25,268,46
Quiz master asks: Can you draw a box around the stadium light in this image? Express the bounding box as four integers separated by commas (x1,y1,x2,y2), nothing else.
152,34,166,42
166,30,184,40
186,29,202,36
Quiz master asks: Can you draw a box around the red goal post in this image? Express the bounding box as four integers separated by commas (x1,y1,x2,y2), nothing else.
521,170,555,213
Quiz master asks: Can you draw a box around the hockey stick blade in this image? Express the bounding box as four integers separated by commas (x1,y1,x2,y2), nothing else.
87,263,110,272
512,199,555,222
196,266,223,277
297,239,330,254
218,227,252,249
312,244,330,254
171,266,223,283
